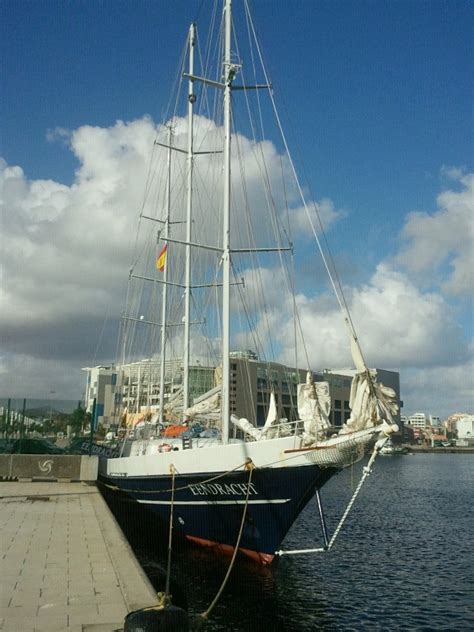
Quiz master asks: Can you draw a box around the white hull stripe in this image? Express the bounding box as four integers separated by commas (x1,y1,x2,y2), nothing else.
136,498,291,506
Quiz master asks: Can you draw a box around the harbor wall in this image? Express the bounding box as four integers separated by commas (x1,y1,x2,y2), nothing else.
0,454,98,481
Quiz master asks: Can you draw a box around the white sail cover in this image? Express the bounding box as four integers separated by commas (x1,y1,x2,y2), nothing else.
231,392,289,441
341,370,399,433
184,385,221,419
231,415,263,440
297,372,331,442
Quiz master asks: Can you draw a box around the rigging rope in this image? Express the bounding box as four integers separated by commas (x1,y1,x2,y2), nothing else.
275,436,387,556
243,0,371,376
326,438,384,551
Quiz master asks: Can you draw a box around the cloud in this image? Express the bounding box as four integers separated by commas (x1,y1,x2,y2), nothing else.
46,127,71,145
395,168,474,296
290,197,347,237
1,115,344,399
1,115,472,417
401,359,474,419
0,353,87,400
262,263,468,371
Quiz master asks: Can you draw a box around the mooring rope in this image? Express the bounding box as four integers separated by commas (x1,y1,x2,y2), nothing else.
200,458,255,620
101,460,251,495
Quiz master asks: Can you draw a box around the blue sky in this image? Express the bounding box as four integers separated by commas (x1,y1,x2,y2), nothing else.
1,0,473,418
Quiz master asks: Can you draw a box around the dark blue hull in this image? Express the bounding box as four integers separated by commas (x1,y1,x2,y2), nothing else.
99,464,339,562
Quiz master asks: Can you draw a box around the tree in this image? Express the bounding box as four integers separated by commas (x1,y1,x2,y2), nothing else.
70,403,86,435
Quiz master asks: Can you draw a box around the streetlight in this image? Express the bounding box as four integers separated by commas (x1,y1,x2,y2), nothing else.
50,391,56,434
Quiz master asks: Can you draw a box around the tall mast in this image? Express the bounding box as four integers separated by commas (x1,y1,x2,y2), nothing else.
158,125,173,425
183,23,196,417
221,0,232,443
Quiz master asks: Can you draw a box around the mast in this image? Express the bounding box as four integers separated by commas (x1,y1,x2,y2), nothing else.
159,125,173,425
221,0,232,443
183,23,196,417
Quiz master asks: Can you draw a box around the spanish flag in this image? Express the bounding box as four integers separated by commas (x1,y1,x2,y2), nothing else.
156,244,167,272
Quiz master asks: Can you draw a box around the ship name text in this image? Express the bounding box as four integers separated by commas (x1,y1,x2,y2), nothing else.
189,482,259,497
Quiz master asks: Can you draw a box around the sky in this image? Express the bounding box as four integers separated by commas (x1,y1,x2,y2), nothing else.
1,0,473,419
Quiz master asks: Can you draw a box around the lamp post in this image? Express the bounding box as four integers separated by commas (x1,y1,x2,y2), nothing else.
50,391,56,435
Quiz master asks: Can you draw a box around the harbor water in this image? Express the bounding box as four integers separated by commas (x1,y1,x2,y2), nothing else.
104,454,473,631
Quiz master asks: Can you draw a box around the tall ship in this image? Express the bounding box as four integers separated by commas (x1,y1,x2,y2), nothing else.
98,0,398,564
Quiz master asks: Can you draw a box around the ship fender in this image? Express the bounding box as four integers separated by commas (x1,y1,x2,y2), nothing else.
124,593,189,631
158,443,172,453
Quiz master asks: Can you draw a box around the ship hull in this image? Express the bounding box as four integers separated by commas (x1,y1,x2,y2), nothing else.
99,463,339,563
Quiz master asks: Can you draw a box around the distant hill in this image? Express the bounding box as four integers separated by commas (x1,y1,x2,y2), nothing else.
0,398,79,415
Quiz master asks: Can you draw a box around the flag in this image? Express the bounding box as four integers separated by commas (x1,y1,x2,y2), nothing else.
156,244,167,272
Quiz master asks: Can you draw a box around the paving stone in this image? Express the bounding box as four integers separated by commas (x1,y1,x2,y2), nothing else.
0,482,157,631
97,604,128,620
4,605,40,617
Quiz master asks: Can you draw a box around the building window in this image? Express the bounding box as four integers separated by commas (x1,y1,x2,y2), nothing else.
256,406,266,426
334,400,341,409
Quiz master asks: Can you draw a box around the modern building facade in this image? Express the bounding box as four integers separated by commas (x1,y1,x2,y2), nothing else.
82,365,118,428
83,353,401,431
83,360,215,428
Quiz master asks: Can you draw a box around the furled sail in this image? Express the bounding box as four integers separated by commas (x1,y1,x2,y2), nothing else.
341,317,398,433
264,391,278,427
341,370,399,433
163,386,184,419
297,372,331,443
183,385,221,420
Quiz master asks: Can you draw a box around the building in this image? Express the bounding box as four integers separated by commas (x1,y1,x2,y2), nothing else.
456,415,474,445
230,360,400,428
406,413,428,430
83,354,401,431
82,365,119,428
445,412,469,436
82,359,215,428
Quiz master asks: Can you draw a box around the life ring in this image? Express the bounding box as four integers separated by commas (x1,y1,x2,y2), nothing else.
158,443,172,453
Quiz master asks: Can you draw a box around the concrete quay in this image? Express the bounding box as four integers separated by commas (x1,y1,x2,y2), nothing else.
0,481,158,632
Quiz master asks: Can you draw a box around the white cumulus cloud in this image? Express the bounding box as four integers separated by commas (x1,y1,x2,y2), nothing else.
395,169,473,297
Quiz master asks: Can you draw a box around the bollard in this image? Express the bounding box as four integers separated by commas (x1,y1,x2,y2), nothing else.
124,593,189,632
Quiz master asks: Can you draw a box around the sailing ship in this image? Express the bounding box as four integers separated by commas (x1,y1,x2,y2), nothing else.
98,0,399,564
